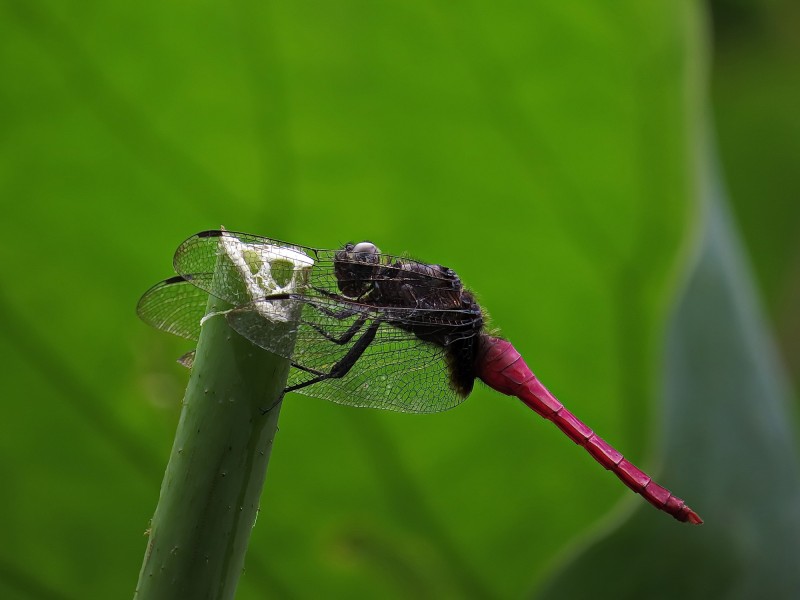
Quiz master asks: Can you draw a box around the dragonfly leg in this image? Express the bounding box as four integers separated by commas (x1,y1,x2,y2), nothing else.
305,299,365,320
259,390,286,415
282,319,382,395
310,285,377,304
304,312,369,345
309,285,356,303
259,358,329,414
290,360,326,377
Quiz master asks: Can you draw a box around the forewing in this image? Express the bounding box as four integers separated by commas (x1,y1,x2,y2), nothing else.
171,229,465,304
136,276,208,341
172,230,319,306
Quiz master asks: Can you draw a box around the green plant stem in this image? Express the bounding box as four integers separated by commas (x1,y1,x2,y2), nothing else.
134,292,291,600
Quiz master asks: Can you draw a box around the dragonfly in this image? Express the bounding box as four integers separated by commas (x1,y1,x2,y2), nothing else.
137,230,702,525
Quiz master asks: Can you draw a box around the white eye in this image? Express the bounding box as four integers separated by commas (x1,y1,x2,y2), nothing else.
352,242,379,255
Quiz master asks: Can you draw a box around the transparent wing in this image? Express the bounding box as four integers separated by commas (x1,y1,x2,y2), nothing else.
139,231,480,413
171,229,463,304
136,275,207,341
224,296,472,413
171,230,319,307
138,286,471,413
136,275,309,360
288,330,463,414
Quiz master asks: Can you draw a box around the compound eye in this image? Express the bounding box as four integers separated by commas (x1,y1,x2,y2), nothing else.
352,241,379,257
333,241,380,297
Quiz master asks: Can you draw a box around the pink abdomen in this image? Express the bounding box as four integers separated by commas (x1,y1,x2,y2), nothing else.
475,335,702,524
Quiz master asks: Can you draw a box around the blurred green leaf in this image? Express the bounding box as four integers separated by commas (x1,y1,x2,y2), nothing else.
1,1,790,598
535,149,800,598
710,0,800,389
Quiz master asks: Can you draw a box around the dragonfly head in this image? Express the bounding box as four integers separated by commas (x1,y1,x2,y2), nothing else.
334,241,381,297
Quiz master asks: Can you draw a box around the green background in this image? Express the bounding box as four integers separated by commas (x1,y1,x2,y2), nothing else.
0,1,798,598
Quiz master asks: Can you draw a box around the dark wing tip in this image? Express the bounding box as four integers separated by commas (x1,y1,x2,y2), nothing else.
162,274,191,284
196,230,224,239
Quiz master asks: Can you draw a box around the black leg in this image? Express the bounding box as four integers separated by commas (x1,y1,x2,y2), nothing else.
305,299,364,320
290,360,326,376
305,312,369,345
310,285,374,304
282,319,382,395
309,285,353,302
259,390,286,415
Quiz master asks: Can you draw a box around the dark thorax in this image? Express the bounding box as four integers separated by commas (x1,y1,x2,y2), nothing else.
334,242,485,396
